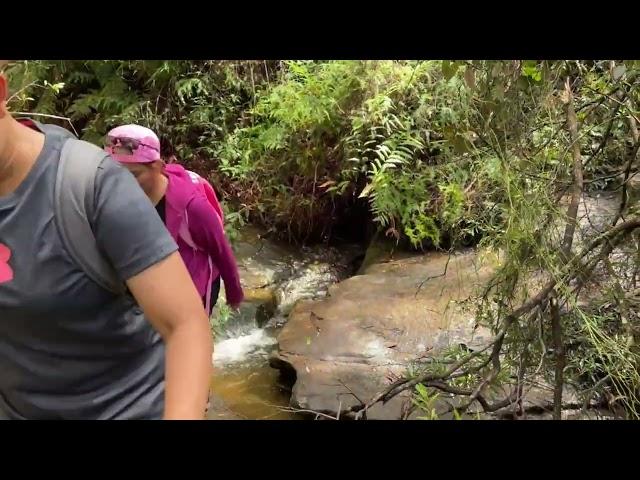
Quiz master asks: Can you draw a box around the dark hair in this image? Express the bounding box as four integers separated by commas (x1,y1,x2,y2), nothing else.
157,133,174,158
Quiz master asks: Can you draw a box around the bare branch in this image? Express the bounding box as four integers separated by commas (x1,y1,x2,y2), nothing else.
275,405,339,420
550,295,565,420
561,78,585,258
336,379,365,405
12,112,80,137
583,102,623,169
415,250,453,298
611,110,640,227
582,83,640,125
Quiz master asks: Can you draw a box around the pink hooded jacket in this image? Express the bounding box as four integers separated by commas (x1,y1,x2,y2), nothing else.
163,164,243,311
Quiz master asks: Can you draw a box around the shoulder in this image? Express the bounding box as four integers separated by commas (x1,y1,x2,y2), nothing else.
94,152,136,194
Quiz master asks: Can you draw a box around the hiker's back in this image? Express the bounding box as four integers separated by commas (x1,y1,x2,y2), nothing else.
0,125,172,419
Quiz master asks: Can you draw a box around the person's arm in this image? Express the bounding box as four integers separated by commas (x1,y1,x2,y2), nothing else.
93,158,212,420
126,253,212,419
188,196,244,308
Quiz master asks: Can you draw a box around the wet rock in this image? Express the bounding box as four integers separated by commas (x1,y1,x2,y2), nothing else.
272,250,496,419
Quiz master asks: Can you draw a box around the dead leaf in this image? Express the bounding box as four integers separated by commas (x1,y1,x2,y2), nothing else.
385,227,400,240
358,183,374,198
613,64,627,81
464,67,475,90
318,180,336,189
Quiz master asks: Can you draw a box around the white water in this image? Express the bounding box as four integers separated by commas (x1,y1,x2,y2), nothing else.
212,245,354,368
212,328,278,366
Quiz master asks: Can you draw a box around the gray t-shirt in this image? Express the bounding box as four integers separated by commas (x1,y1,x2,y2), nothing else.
0,130,178,419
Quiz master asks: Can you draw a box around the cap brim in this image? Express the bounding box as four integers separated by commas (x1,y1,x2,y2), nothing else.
110,153,154,164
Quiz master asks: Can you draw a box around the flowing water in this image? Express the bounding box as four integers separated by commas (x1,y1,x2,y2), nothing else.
207,227,361,420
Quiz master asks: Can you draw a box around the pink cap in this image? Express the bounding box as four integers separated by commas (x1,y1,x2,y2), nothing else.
105,124,161,163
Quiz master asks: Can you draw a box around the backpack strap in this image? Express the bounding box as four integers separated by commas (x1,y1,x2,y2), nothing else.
54,138,126,295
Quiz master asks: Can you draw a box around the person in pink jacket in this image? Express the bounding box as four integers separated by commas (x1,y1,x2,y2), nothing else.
104,124,244,314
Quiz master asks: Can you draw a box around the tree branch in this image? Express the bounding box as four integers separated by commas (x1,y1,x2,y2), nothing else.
583,102,623,169
561,78,585,259
611,110,640,227
582,82,640,125
415,250,452,298
550,295,565,420
545,79,584,421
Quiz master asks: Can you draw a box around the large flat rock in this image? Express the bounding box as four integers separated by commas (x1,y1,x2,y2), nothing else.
272,250,496,419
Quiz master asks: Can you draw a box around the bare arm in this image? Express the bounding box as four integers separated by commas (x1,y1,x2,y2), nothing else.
92,158,213,420
127,251,212,420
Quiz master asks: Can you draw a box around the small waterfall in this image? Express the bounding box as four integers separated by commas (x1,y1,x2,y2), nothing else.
208,229,361,419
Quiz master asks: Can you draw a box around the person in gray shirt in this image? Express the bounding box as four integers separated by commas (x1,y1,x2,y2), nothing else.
0,61,213,420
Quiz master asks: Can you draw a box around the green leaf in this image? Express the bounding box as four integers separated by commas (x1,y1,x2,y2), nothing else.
442,61,458,80
522,65,542,82
415,383,428,396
